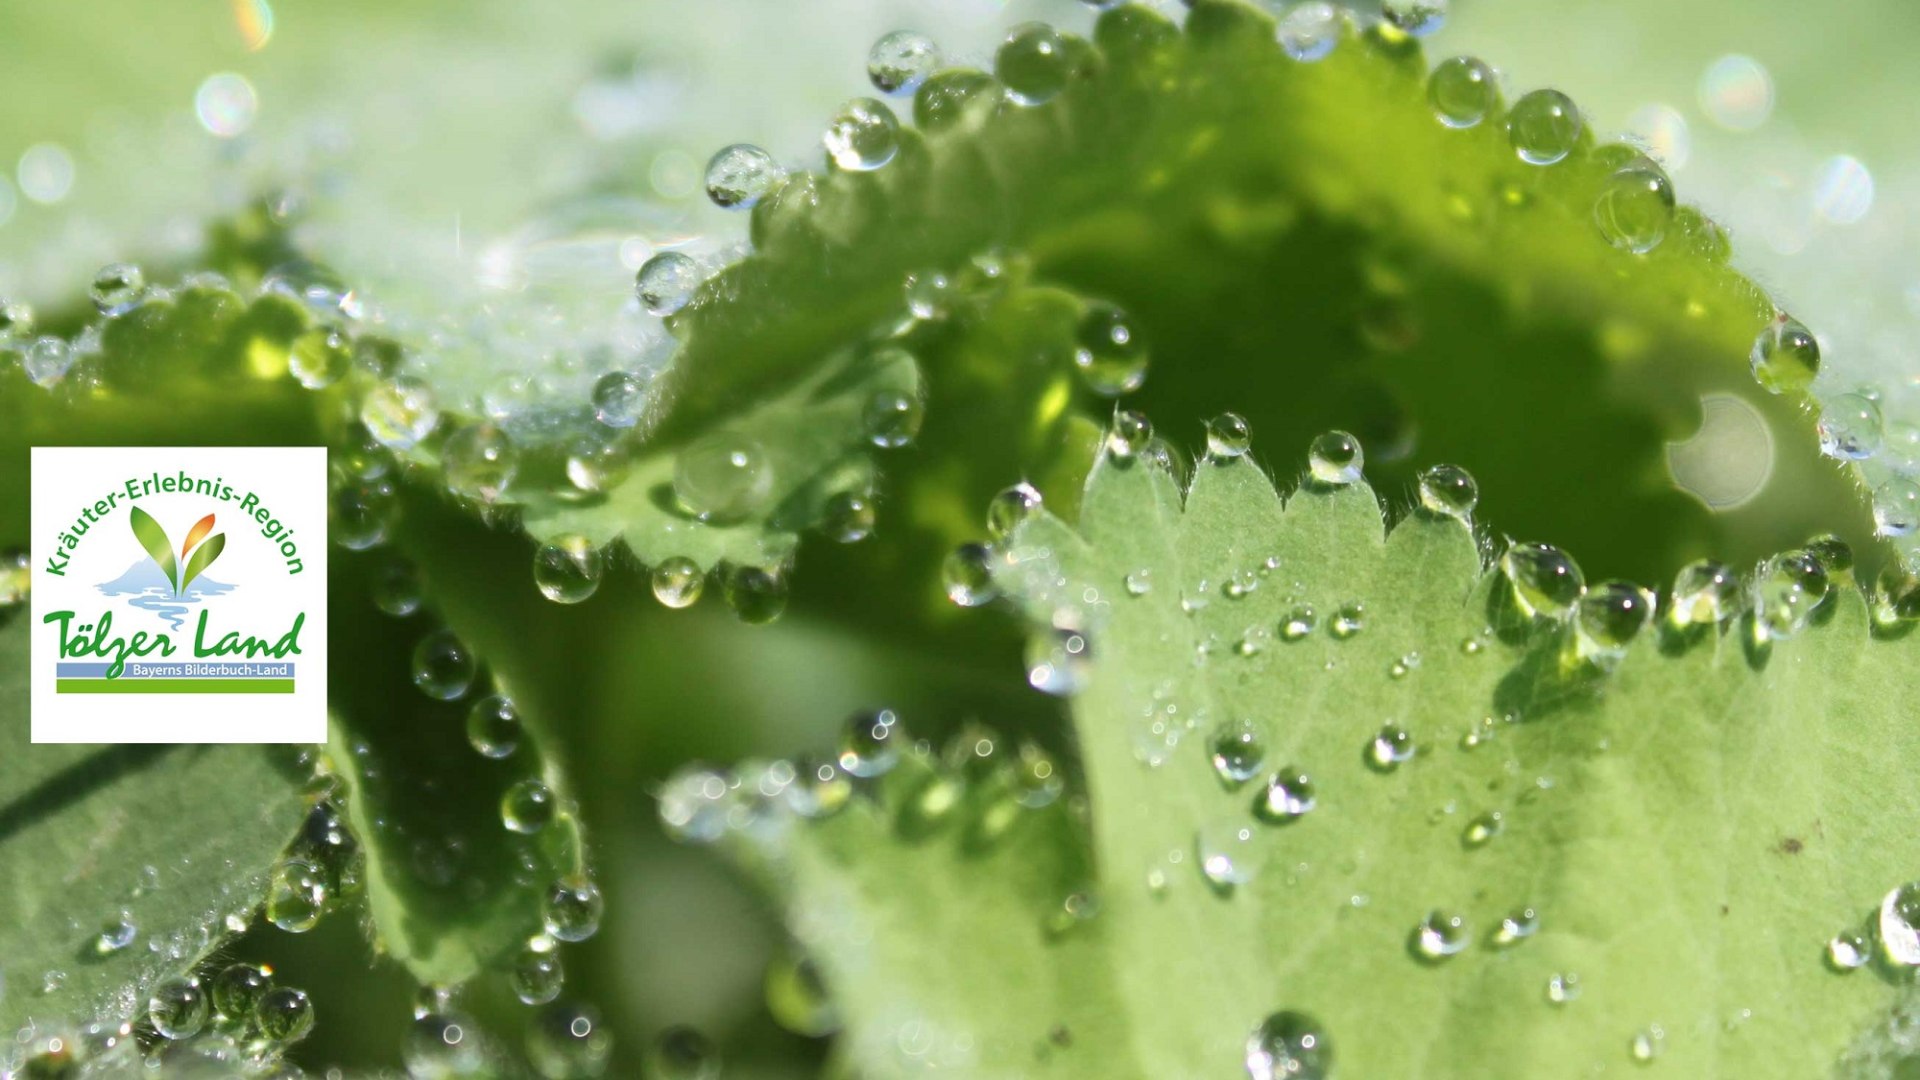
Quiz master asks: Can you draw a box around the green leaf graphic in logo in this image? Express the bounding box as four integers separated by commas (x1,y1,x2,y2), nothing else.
179,531,225,593
129,506,180,594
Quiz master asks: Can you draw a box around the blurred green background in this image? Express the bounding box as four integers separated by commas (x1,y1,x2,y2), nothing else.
3,0,1915,1074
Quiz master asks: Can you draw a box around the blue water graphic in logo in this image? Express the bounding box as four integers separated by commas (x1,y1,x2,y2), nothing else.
96,559,234,631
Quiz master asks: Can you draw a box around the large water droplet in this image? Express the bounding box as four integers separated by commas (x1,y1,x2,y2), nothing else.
1210,720,1267,787
22,336,74,387
1875,476,1920,537
644,1023,716,1080
839,708,901,778
1109,410,1154,460
636,253,700,317
592,370,650,429
944,542,998,607
868,31,942,96
1595,164,1676,254
674,434,773,522
1073,302,1149,395
1307,431,1363,487
1879,881,1920,967
533,536,603,604
513,939,566,1006
467,694,522,758
1417,463,1478,520
997,23,1074,106
1276,2,1341,63
1826,929,1869,972
90,262,146,316
1429,56,1498,128
443,422,519,504
651,557,706,609
1254,767,1316,824
1366,724,1414,772
210,963,273,1023
1501,542,1585,619
722,564,788,624
411,630,477,701
1027,624,1092,695
405,1012,484,1078
1244,1010,1331,1080
289,328,350,390
823,98,900,171
1749,316,1819,394
987,482,1043,539
543,878,604,943
149,975,210,1040
705,144,782,210
1818,392,1883,460
266,858,327,933
1668,560,1740,628
1575,580,1654,658
1509,89,1582,165
255,987,314,1043
1208,413,1252,460
1412,911,1471,961
864,387,924,449
362,377,440,451
1197,820,1258,887
503,779,557,834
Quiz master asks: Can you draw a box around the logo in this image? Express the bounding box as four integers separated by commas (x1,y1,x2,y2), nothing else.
30,447,328,743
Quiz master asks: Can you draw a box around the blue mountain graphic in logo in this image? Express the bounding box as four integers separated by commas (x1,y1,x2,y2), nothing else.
96,558,234,631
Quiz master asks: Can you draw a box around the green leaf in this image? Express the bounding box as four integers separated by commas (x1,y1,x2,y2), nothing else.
705,437,1920,1078
178,531,225,594
127,506,179,595
325,540,587,986
0,612,309,1037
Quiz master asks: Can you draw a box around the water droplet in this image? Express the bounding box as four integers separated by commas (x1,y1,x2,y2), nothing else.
1210,720,1267,787
1412,911,1470,961
1027,623,1092,695
1073,302,1149,395
211,963,273,1023
534,535,604,604
1630,1027,1664,1064
1462,811,1504,849
868,31,942,96
0,298,35,346
1749,316,1819,394
512,940,566,1006
903,270,951,320
332,477,396,551
1491,906,1540,947
705,143,782,210
978,486,1042,543
1501,542,1585,619
636,252,700,316
1109,410,1154,459
1595,163,1676,254
149,975,210,1040
723,564,788,624
1366,724,1414,772
1546,971,1582,1004
651,557,706,609
822,490,875,543
1879,881,1920,967
864,387,924,448
443,422,519,504
1753,550,1829,640
22,336,73,387
838,708,901,778
592,370,651,429
1383,0,1446,36
1197,820,1258,887
1575,580,1654,656
1806,533,1854,578
1281,605,1317,641
766,951,838,1037
675,434,773,522
411,630,477,701
406,1012,484,1078
543,878,603,943
503,779,557,834
824,97,900,171
94,911,137,954
267,858,328,933
1276,2,1341,63
1244,1010,1331,1080
644,1023,715,1080
1827,929,1869,972
1429,56,1498,129
256,987,314,1043
1307,430,1363,487
1417,463,1478,520
1508,89,1582,165
997,23,1074,106
362,376,440,451
1668,560,1740,627
1124,568,1154,596
461,694,522,759
1254,767,1316,824
943,542,998,607
90,262,146,316
1208,413,1252,460
1875,476,1920,537
1330,602,1366,639
288,328,350,389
